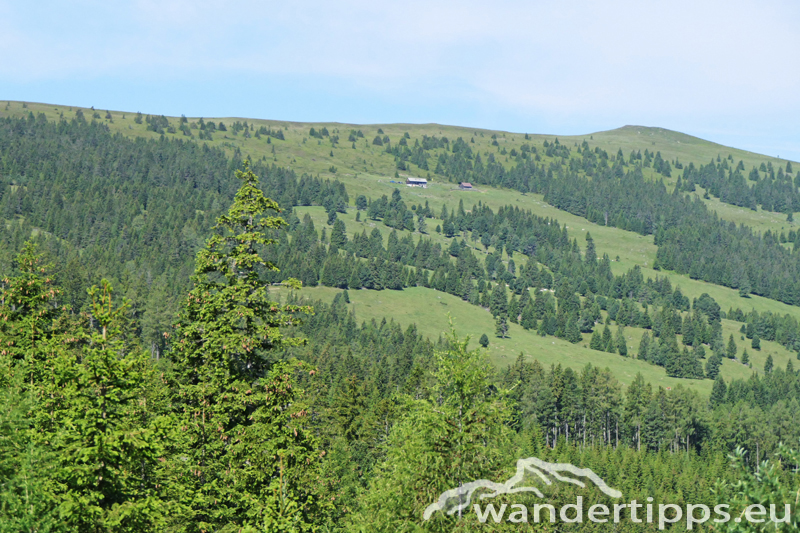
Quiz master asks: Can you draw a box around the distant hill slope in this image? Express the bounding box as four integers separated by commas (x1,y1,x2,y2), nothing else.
1,100,798,394
571,125,789,172
1,101,795,180
4,100,796,240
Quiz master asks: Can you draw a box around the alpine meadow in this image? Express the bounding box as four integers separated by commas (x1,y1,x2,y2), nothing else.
1,99,799,532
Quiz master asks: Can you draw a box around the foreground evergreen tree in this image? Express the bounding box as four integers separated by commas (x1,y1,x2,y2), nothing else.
170,161,321,532
1,245,172,531
0,242,63,386
348,331,511,532
0,374,62,532
42,281,172,531
714,444,800,532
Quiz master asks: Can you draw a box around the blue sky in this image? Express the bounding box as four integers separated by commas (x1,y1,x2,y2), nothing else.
2,0,798,160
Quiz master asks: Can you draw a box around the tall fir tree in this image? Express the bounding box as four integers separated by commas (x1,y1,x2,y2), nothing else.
495,315,509,338
764,354,774,374
565,317,582,344
170,161,322,531
623,373,652,451
638,331,651,360
602,325,614,353
520,299,536,331
726,334,737,359
590,329,604,351
706,354,722,379
709,374,727,407
508,294,520,324
489,282,508,318
584,232,597,266
0,242,63,386
42,281,173,531
330,217,348,248
615,326,628,356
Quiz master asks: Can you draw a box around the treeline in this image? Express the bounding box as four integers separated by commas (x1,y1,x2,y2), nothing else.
290,289,800,462
499,352,800,462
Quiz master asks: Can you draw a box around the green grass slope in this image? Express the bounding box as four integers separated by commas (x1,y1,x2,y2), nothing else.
2,101,796,184
5,99,796,242
275,284,795,394
296,205,800,322
570,125,793,175
288,206,797,391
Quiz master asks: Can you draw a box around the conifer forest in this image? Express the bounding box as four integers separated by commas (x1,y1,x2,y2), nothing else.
0,108,799,532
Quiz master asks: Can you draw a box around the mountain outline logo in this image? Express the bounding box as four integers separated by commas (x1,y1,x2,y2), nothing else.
423,456,622,520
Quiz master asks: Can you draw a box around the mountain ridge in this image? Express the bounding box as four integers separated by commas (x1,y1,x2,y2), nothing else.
2,100,796,166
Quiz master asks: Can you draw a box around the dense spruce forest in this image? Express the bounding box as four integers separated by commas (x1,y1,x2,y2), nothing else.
1,111,799,531
0,113,347,356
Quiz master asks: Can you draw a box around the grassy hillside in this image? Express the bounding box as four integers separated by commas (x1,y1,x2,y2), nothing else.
275,283,794,394
3,99,798,394
287,205,797,389
4,100,796,241
569,125,792,177
3,101,795,230
296,205,800,322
